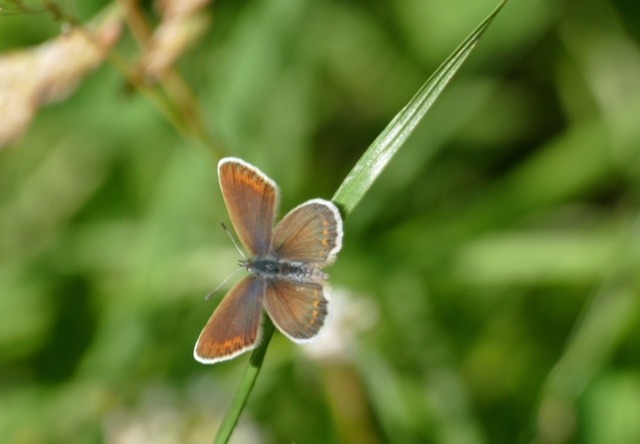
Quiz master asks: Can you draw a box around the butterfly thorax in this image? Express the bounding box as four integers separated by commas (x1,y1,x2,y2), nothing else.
243,255,328,283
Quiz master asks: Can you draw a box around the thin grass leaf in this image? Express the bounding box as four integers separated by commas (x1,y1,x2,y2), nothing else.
332,0,508,217
214,319,275,444
213,2,508,443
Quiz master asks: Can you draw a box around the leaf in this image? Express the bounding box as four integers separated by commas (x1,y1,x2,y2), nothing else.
332,0,508,217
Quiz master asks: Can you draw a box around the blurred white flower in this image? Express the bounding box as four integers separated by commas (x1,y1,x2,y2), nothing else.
103,381,264,444
303,287,378,362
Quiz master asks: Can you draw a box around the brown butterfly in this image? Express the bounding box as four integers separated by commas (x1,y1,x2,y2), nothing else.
194,157,343,364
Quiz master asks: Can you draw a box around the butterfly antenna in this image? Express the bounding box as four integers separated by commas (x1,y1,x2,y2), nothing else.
205,266,244,300
204,222,248,301
220,222,247,260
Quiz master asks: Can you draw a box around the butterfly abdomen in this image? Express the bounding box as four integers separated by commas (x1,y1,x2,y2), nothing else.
279,261,328,283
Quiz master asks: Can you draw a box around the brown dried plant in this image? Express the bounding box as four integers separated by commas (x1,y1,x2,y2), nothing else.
0,0,213,149
0,9,122,148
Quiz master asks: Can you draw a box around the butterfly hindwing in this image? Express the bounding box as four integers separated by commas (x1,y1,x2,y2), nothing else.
264,279,328,342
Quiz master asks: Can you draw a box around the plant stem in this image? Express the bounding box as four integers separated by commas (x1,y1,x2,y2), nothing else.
213,318,276,444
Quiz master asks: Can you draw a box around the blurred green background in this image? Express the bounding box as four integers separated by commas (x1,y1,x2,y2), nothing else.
2,0,640,442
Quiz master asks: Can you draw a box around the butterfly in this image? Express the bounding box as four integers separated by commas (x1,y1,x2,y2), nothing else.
194,157,343,364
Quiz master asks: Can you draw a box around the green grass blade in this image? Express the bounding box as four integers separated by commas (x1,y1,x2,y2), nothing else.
333,0,508,216
213,2,507,442
213,319,275,444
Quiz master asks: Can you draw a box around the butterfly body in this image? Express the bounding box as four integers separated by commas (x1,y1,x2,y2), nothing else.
244,256,328,283
194,158,343,364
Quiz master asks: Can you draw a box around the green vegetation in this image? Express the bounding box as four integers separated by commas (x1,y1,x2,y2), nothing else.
1,0,639,443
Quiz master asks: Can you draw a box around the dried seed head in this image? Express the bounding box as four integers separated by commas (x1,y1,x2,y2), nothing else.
0,11,122,148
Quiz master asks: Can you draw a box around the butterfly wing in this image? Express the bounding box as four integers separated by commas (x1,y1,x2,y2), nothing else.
218,158,279,255
194,276,265,364
271,199,343,266
264,279,328,342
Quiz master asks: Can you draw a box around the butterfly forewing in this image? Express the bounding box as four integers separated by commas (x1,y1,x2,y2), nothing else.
264,279,328,342
194,276,265,363
218,158,279,255
271,199,343,265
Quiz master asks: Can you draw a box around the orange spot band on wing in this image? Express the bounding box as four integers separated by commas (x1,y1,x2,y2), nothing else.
209,336,248,355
